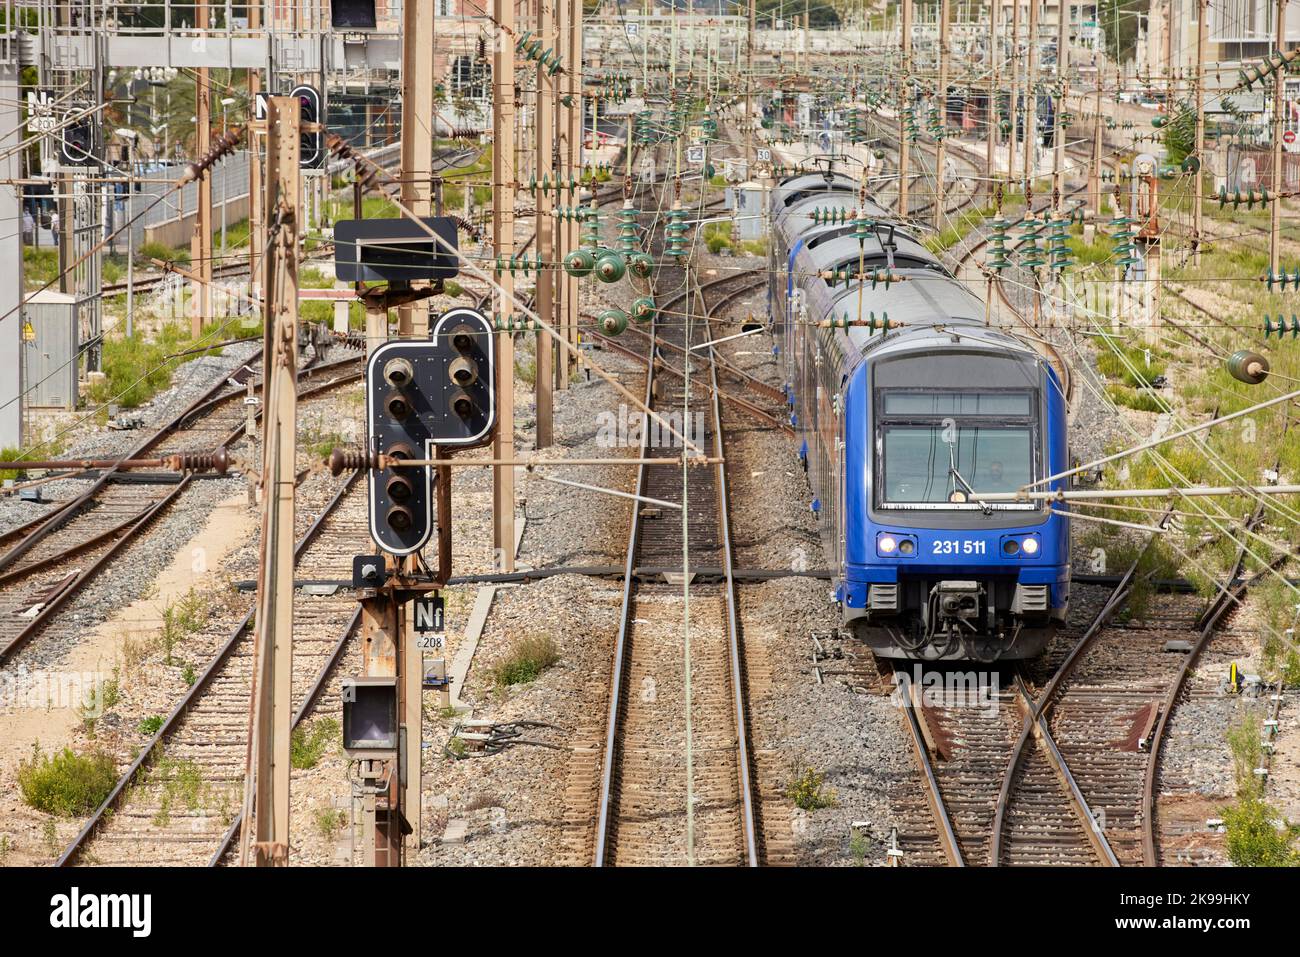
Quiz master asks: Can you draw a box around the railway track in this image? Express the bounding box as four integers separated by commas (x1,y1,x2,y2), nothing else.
893,397,1285,866
551,148,780,866
58,469,370,866
0,346,366,668
591,269,757,865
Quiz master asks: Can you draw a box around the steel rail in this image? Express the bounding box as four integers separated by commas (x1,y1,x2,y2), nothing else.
586,325,791,434
700,274,760,867
593,158,671,866
989,504,1176,866
591,311,657,868
57,469,363,867
895,669,966,866
0,354,365,666
208,604,365,866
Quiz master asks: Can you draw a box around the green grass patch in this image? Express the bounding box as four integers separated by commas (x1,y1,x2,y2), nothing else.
156,589,208,666
1095,342,1166,388
702,221,733,254
137,715,165,737
786,767,837,811
17,744,117,816
315,807,347,841
22,246,58,289
1104,383,1166,412
147,756,209,827
488,634,559,688
291,717,340,770
138,239,190,266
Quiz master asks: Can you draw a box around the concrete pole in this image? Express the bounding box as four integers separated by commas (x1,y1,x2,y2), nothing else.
899,0,913,215
399,0,436,337
1023,0,1039,191
1009,0,1022,185
935,0,949,230
0,60,21,449
494,0,517,573
191,1,213,338
240,95,299,869
536,0,556,448
1193,0,1207,264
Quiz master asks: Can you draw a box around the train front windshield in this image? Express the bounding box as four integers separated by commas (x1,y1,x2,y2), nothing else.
876,391,1037,507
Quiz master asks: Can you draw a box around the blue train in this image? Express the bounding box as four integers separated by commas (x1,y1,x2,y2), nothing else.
769,170,1070,661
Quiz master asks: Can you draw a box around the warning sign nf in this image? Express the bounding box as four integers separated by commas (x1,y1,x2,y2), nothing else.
412,595,445,633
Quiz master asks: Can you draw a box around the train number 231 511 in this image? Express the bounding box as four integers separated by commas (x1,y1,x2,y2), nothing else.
932,539,986,555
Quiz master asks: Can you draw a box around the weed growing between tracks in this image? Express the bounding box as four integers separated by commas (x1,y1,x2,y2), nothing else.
17,743,118,816
488,634,560,690
1221,712,1300,865
786,767,838,812
291,717,341,771
315,807,347,842
146,755,212,827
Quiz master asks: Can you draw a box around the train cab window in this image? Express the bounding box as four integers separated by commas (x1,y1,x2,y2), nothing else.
876,390,1038,508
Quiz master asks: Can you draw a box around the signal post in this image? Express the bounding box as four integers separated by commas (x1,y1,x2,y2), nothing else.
338,304,497,866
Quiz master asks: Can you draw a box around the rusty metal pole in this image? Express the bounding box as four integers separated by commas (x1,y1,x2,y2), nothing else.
399,0,436,337
1090,85,1103,214
493,0,518,572
746,0,756,169
899,0,913,215
1193,0,1207,264
934,0,949,231
1023,0,1039,192
1272,0,1288,276
562,0,582,387
249,2,263,302
988,0,1000,198
359,589,402,866
536,0,556,447
1009,0,1022,185
239,96,299,869
1053,0,1068,214
191,1,213,338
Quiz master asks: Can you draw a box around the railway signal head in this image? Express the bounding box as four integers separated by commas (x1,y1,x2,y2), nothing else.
60,115,95,166
367,341,437,554
431,307,496,446
290,84,324,169
364,308,496,555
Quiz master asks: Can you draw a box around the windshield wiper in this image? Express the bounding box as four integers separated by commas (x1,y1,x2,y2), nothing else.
948,446,992,515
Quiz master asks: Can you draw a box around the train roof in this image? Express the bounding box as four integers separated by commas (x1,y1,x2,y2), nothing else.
770,171,858,208
820,272,987,333
805,231,939,273
774,192,856,235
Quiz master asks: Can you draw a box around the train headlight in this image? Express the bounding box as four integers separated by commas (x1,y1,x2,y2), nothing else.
877,533,917,557
1001,534,1041,558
